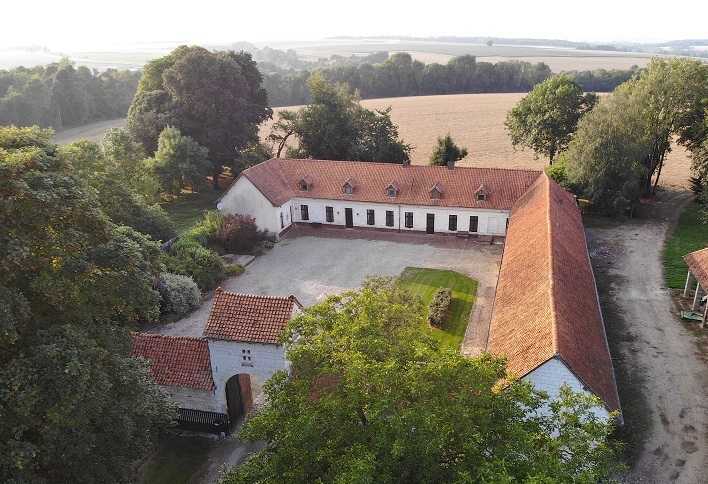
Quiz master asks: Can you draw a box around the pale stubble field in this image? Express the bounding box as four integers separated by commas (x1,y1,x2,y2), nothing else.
262,92,692,189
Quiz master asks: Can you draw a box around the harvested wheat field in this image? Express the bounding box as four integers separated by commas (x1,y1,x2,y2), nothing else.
262,92,693,190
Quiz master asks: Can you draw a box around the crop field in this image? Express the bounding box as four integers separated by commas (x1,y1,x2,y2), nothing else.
262,92,692,190
2,38,665,72
257,38,659,70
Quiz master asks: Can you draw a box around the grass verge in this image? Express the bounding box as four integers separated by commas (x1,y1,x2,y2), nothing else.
398,267,477,350
664,202,708,288
161,175,234,234
137,434,214,484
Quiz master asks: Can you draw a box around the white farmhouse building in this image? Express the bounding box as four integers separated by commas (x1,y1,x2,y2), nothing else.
132,290,302,433
216,158,541,239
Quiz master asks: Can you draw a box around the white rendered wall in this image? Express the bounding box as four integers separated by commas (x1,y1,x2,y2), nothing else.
523,357,611,421
218,177,279,236
207,339,289,414
290,197,510,236
161,385,219,413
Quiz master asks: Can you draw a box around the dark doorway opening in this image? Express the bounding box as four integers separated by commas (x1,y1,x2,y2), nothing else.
225,374,252,431
426,213,435,234
345,208,354,228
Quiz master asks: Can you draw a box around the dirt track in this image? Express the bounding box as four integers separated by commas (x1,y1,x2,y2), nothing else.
586,162,708,482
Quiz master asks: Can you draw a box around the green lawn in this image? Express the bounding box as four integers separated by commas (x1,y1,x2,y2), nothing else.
138,435,214,484
398,267,477,350
664,202,708,288
161,175,234,234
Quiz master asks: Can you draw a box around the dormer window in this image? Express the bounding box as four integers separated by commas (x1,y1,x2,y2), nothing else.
342,177,358,195
297,175,313,192
386,182,399,198
429,182,444,200
475,184,489,202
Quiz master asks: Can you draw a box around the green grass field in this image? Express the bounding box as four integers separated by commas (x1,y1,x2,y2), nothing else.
398,267,477,350
664,202,708,288
160,175,233,234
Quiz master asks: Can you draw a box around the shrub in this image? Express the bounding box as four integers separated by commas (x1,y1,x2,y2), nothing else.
427,288,452,328
225,264,245,276
197,210,225,234
160,273,201,315
212,214,268,254
163,244,226,292
175,225,210,248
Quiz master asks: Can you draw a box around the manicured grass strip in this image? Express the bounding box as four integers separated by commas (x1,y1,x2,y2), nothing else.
398,267,477,350
139,435,213,484
161,175,234,234
664,202,708,288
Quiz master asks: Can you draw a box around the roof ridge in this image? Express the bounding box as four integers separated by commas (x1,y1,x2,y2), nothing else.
544,174,560,354
134,332,205,342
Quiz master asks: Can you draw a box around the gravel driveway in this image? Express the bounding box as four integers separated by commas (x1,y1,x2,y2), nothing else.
153,227,503,355
587,188,708,483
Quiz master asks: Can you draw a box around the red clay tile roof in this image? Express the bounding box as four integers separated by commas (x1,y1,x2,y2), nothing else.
203,289,303,343
488,173,621,414
684,248,708,289
224,158,541,209
131,333,215,390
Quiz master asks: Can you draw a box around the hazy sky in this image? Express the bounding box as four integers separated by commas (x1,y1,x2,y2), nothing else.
3,1,706,50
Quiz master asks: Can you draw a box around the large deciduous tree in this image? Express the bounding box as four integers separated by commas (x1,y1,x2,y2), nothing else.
127,46,272,187
218,277,623,483
505,74,598,164
562,92,651,215
614,57,708,194
269,76,412,163
147,126,211,199
0,126,173,483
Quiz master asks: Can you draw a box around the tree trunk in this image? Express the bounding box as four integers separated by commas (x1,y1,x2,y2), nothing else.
212,165,221,189
652,151,667,194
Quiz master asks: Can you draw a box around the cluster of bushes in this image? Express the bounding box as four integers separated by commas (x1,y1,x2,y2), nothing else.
154,273,202,316
157,212,271,316
427,288,452,328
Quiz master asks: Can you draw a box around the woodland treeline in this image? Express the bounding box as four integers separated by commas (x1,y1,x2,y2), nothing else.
0,60,140,129
258,51,642,106
0,47,644,128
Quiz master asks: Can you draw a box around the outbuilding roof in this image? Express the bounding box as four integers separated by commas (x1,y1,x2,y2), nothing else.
131,333,215,390
221,158,541,209
487,173,621,414
203,289,302,344
684,248,708,288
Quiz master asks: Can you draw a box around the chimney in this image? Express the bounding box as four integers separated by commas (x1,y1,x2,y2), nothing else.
447,160,456,170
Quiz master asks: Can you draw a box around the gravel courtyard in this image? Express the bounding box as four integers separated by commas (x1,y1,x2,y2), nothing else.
154,227,503,355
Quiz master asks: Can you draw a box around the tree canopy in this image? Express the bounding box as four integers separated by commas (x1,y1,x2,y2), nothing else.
429,133,468,166
505,74,598,164
219,277,623,483
127,45,272,187
0,126,173,483
268,76,412,163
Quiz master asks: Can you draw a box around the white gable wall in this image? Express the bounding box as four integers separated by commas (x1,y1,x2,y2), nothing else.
291,197,509,236
218,177,284,237
207,339,289,414
523,357,611,421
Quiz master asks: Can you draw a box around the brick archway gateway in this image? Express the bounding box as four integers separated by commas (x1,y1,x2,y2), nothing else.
225,374,253,431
